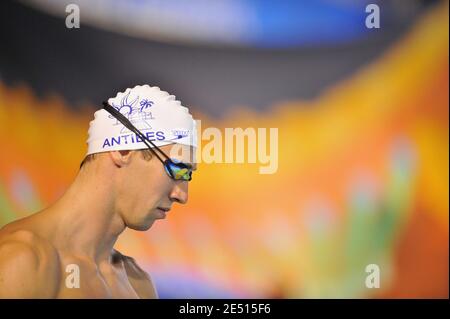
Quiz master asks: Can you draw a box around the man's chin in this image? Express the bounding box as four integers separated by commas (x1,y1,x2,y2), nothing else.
127,220,155,231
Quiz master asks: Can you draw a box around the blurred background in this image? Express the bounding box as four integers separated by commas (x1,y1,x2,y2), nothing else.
0,0,448,298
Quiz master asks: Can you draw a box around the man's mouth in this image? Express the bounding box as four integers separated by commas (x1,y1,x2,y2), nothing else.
156,207,170,218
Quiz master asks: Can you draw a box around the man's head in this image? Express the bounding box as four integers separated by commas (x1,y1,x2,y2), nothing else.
80,144,196,230
82,85,198,230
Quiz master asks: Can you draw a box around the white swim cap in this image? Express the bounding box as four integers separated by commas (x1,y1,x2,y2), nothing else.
86,85,197,156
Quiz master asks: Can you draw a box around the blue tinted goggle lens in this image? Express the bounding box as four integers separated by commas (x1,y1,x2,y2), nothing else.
164,160,192,181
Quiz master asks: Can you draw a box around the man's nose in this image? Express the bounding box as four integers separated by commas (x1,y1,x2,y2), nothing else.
169,182,188,204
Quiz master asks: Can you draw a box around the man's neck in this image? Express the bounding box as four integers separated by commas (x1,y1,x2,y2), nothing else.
40,163,125,263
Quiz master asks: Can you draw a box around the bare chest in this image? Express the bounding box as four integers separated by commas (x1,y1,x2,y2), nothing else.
55,259,141,298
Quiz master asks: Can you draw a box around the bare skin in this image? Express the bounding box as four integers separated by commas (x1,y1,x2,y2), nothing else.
0,144,196,298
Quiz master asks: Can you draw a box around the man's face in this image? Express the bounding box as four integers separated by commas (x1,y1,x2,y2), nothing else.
115,144,196,230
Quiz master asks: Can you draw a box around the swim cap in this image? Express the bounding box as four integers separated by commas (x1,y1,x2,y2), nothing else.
86,85,197,156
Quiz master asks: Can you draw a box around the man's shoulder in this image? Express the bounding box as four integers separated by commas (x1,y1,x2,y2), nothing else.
113,250,159,298
0,226,58,259
0,228,60,298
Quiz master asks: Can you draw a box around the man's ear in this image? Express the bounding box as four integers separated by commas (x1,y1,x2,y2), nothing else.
109,150,133,168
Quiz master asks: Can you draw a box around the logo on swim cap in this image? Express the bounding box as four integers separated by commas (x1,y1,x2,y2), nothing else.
108,91,156,134
86,85,197,156
171,129,191,140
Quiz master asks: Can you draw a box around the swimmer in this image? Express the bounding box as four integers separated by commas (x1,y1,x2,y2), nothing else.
0,85,197,298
